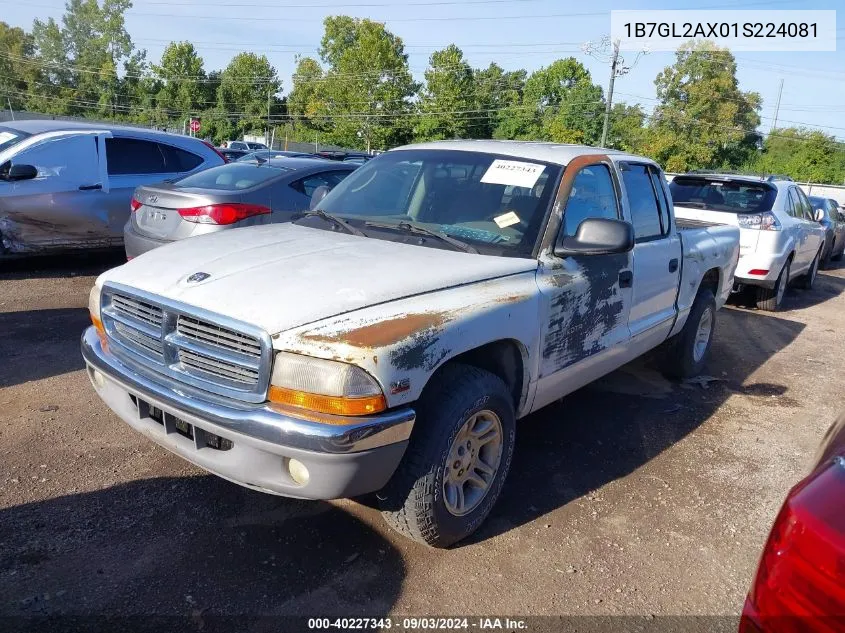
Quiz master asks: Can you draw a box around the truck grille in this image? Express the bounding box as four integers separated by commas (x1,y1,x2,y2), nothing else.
100,285,272,403
177,315,262,357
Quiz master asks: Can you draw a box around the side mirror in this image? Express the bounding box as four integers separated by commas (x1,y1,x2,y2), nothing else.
1,162,38,182
309,185,331,211
814,209,825,223
554,218,634,257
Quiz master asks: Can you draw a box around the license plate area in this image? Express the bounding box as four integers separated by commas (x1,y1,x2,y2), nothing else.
133,396,232,451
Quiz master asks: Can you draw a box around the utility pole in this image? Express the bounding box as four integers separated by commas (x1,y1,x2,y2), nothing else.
600,39,620,149
6,96,14,121
770,78,784,135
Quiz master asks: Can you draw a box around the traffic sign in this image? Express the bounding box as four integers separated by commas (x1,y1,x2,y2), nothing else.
189,118,201,133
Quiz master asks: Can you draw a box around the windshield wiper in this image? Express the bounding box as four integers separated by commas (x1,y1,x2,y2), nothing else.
294,209,368,237
364,221,478,254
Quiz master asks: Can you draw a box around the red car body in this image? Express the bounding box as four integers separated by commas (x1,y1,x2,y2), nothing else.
740,413,845,632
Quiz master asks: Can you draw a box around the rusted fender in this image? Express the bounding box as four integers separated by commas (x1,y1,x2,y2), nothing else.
273,272,541,412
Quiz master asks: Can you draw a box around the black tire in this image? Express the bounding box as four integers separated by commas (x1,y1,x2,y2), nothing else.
798,248,821,290
832,249,843,262
661,288,717,379
756,259,790,311
820,239,833,270
379,363,516,548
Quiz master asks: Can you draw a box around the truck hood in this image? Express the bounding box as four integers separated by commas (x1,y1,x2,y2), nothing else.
101,223,537,335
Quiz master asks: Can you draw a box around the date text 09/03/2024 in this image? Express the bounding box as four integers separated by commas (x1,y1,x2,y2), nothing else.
307,618,528,630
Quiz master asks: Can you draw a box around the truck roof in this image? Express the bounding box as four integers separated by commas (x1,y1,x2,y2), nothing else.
391,139,649,167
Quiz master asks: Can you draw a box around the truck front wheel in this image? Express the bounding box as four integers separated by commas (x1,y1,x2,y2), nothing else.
661,288,717,379
379,363,516,548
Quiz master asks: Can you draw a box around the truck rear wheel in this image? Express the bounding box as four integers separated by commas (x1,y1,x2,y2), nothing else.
662,288,717,379
755,259,790,312
379,363,515,548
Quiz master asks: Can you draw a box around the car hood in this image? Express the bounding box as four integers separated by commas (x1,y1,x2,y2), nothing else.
101,223,537,335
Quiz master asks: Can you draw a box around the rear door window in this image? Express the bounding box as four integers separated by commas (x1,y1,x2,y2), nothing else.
620,163,665,241
159,144,203,172
290,171,351,197
106,138,168,175
795,188,815,221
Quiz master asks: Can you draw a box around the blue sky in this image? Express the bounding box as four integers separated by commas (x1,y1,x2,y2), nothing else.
3,0,844,138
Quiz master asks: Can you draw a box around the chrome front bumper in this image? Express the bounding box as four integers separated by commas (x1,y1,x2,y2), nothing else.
81,327,414,499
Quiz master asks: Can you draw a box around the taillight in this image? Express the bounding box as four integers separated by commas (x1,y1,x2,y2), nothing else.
177,203,271,225
201,140,227,163
738,212,781,231
741,456,845,633
130,197,142,212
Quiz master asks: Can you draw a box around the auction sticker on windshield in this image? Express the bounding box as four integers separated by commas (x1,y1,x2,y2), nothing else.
481,159,545,188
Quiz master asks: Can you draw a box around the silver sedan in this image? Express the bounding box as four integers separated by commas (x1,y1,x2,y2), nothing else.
124,158,356,259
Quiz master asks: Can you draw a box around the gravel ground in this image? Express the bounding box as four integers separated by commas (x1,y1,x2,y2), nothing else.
1,251,843,630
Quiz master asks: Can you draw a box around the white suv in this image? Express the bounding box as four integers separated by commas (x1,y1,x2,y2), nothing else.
671,173,825,311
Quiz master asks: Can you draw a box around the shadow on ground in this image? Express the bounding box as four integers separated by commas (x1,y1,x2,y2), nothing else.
469,304,806,543
0,250,125,281
0,476,404,631
0,308,90,388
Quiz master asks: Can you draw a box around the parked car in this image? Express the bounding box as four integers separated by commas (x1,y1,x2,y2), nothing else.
227,141,267,151
0,120,224,257
808,196,845,266
316,150,371,163
218,148,250,163
124,158,356,258
739,411,844,632
672,173,825,311
83,140,739,547
236,150,319,162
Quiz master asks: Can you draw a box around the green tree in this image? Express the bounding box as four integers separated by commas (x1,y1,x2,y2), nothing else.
314,16,417,150
415,44,476,141
287,55,330,142
152,41,207,120
474,63,525,140
29,17,73,113
501,58,604,143
606,103,647,152
644,41,761,172
749,128,845,184
0,22,36,111
217,52,281,139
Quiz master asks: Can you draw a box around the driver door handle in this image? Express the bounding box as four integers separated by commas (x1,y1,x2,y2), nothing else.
79,183,103,191
618,270,633,288
669,258,679,273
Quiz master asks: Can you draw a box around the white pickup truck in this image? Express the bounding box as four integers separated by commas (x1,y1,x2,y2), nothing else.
83,141,739,547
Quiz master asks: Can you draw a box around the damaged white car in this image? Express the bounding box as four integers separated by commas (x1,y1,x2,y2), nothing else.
83,141,739,547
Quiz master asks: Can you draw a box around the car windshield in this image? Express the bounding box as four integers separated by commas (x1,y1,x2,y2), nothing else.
173,162,290,190
311,149,562,257
670,177,777,213
0,127,31,156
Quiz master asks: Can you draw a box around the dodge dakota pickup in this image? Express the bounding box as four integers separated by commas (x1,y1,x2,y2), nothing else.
83,141,740,547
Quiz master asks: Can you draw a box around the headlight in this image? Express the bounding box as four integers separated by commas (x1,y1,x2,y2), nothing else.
88,285,107,347
268,352,386,417
88,285,103,328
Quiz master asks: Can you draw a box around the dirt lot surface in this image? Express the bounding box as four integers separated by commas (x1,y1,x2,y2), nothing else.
1,252,843,631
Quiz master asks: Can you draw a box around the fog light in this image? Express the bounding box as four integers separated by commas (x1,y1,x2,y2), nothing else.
91,369,105,389
287,458,310,485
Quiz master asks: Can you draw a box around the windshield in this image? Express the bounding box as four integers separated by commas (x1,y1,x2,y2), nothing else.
670,177,777,213
173,162,289,190
312,149,562,257
0,127,31,155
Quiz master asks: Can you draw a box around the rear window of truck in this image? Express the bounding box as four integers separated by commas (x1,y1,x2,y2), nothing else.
670,177,777,213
